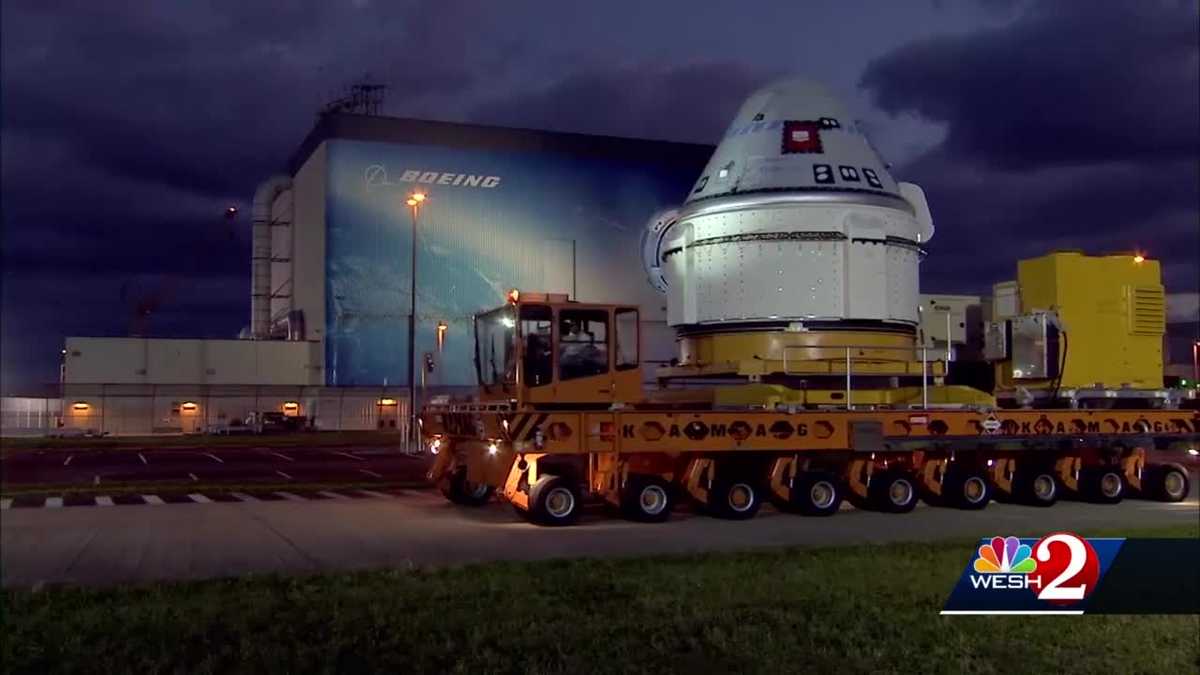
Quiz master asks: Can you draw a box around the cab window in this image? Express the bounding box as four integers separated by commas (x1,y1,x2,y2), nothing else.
520,304,553,386
559,309,609,380
615,308,639,370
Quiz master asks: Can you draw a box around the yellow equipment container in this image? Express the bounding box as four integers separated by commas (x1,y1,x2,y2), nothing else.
1005,251,1165,390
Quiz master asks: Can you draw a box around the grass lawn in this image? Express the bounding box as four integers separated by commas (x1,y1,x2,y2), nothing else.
0,430,406,455
3,524,1196,674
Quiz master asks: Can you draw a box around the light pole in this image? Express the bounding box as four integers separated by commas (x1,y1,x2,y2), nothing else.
405,191,426,452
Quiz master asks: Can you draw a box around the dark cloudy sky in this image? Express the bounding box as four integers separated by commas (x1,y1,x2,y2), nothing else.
2,0,1198,391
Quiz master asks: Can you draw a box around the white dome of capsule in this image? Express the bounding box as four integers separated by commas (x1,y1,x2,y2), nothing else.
643,78,934,328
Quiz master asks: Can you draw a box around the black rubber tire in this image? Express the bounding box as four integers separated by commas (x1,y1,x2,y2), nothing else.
620,475,675,523
1149,466,1191,503
1080,468,1125,504
790,472,842,517
528,475,582,526
441,468,494,506
1013,470,1059,507
867,471,918,514
944,469,992,510
707,478,763,520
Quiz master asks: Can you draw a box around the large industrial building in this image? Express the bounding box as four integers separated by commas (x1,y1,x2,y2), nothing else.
19,112,1194,437
50,114,713,435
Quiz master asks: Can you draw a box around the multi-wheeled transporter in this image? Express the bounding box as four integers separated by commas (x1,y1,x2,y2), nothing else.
421,79,1198,525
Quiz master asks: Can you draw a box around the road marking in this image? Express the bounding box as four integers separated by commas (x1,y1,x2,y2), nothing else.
63,455,73,466
44,497,63,508
274,492,306,501
358,469,384,479
357,490,393,499
142,495,164,506
93,475,100,486
318,491,350,500
138,453,147,465
230,492,258,502
187,493,212,504
188,473,199,482
276,470,293,480
1,498,12,510
203,453,225,464
95,496,114,507
333,451,365,461
268,451,294,462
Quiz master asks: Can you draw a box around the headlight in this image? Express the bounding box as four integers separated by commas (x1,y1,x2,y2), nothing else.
487,442,499,456
429,437,441,454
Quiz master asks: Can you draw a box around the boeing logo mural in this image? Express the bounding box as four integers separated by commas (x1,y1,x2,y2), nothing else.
364,164,502,191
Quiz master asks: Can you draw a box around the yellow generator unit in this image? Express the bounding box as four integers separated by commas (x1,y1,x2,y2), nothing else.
985,251,1170,408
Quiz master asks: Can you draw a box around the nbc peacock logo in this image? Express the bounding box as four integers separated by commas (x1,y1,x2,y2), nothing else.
974,536,1037,574
969,535,1041,591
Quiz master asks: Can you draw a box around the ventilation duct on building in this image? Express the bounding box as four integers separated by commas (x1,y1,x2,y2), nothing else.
251,176,292,339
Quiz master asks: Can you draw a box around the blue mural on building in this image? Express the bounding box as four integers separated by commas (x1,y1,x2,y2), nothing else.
324,139,701,386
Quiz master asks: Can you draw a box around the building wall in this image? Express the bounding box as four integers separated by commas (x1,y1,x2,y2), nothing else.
318,138,700,386
64,337,323,386
292,142,328,345
58,384,413,436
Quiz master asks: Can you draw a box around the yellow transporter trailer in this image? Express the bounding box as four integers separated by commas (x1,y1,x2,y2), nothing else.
422,291,1199,526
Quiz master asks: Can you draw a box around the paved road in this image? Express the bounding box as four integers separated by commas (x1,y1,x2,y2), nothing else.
3,487,1195,587
1,446,430,487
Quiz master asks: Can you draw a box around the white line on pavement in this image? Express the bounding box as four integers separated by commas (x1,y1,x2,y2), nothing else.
268,451,294,462
138,453,147,465
188,473,199,482
95,496,114,507
63,455,73,466
142,495,164,505
203,453,225,464
357,490,393,499
318,491,350,500
187,493,212,504
276,470,293,480
334,451,365,461
230,492,258,502
274,492,306,501
358,469,384,479
44,497,63,508
1,498,12,510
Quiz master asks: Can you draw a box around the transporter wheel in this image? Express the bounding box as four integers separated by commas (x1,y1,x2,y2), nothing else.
944,469,992,511
1148,466,1191,503
868,471,918,514
707,478,763,520
441,468,494,506
528,475,582,526
620,475,675,523
1080,468,1124,504
1013,470,1059,507
791,472,842,517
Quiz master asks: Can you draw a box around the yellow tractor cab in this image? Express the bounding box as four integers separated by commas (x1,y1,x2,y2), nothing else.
473,290,644,408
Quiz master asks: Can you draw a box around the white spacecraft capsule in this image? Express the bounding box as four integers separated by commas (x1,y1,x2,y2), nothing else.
642,78,933,330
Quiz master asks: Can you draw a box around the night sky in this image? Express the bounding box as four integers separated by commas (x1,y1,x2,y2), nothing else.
2,1,1197,392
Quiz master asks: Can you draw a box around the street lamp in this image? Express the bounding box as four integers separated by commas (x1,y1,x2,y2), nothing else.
406,191,426,451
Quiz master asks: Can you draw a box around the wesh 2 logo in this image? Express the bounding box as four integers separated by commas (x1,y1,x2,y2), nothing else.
970,532,1100,603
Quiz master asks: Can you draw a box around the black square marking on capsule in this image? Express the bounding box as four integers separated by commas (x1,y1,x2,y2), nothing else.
819,117,841,129
693,176,709,193
839,166,860,181
863,168,882,188
813,164,834,184
752,112,765,121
